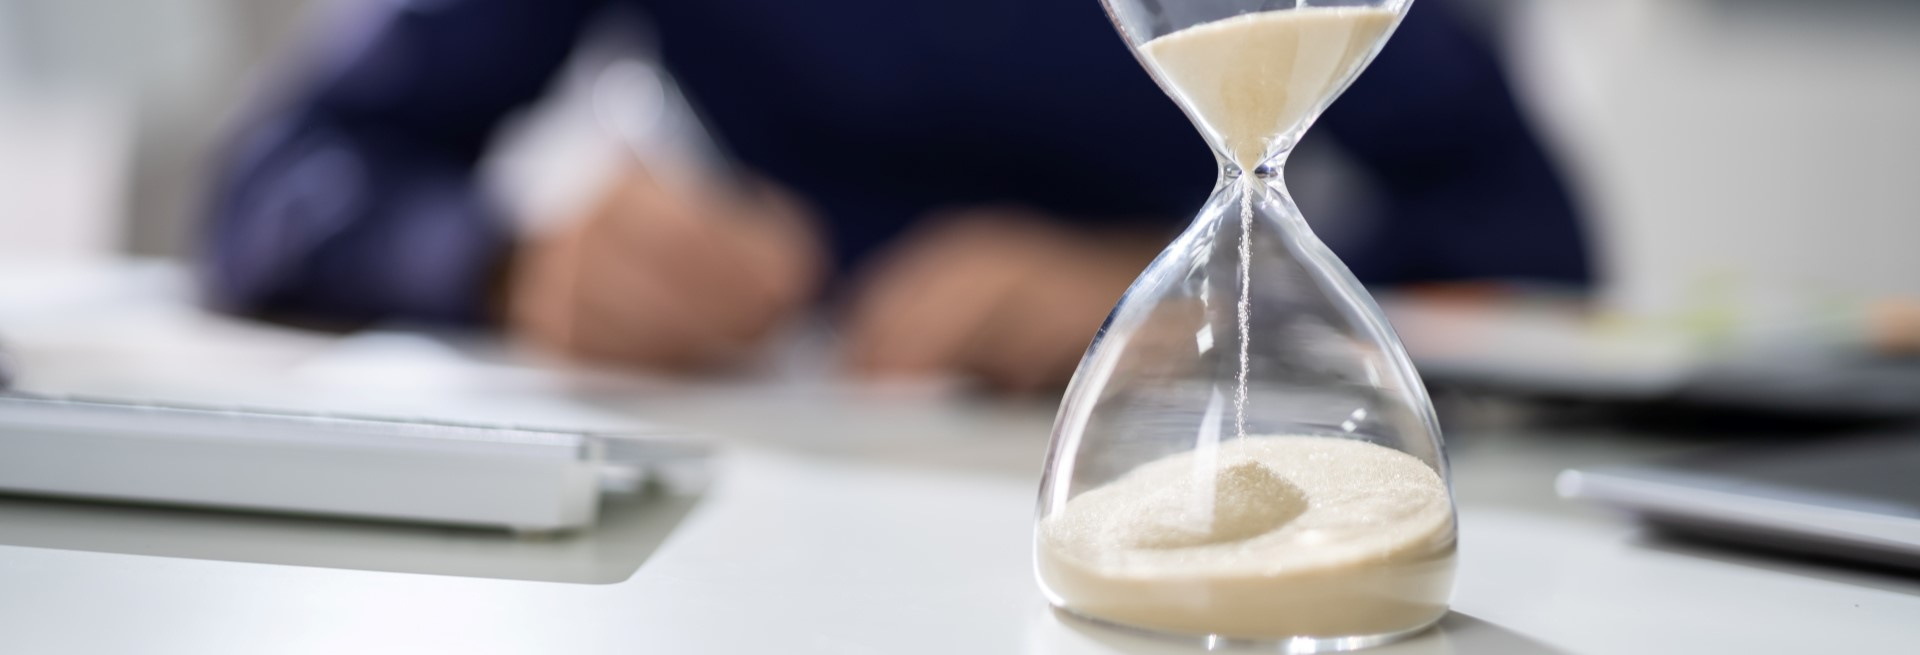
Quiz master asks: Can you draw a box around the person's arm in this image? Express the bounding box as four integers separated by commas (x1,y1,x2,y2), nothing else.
1317,0,1593,287
204,0,604,325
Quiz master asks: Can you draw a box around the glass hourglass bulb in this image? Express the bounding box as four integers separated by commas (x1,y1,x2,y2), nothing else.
1034,0,1455,650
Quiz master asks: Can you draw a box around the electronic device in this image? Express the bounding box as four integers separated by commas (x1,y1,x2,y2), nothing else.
0,392,705,532
1559,433,1920,569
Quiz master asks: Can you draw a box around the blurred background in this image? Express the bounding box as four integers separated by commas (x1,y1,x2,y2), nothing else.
0,0,308,260
2,0,1919,413
4,0,1917,303
0,0,1912,286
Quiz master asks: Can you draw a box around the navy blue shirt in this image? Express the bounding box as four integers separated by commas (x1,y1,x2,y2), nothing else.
205,0,1589,324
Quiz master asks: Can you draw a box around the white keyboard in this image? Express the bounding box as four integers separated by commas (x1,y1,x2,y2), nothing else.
0,393,705,532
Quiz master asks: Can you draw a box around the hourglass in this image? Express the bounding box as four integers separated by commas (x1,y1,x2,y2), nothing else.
1034,0,1455,650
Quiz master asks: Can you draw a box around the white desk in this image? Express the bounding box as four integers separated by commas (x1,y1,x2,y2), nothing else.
1,261,1916,654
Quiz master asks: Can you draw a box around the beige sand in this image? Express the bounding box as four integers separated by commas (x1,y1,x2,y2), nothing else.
1037,436,1455,640
1141,8,1399,171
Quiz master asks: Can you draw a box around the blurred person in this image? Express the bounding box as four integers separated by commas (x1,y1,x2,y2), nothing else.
205,0,1588,392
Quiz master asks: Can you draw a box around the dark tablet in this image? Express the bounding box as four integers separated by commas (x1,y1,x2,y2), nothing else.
1558,432,1920,569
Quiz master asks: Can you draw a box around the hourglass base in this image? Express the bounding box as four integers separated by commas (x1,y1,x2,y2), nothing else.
1047,604,1443,653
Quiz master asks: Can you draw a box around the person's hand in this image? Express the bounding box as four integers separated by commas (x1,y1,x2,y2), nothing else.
841,210,1162,393
507,168,826,372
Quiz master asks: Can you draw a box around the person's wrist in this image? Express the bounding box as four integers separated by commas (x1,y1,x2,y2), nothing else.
486,241,522,326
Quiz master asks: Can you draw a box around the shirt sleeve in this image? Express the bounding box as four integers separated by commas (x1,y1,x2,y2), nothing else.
203,0,604,325
1317,1,1593,287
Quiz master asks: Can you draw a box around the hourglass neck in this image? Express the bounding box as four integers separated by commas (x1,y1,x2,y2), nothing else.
1219,151,1290,188
1217,127,1302,184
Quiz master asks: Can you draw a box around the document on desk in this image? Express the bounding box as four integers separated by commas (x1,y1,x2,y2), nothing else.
0,393,706,532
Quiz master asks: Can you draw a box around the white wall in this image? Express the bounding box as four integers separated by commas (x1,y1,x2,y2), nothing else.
0,0,313,260
1508,0,1920,316
0,96,128,258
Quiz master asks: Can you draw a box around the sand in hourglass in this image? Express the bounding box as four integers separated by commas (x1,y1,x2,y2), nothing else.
1144,7,1398,441
1037,437,1455,639
1035,8,1452,642
1141,7,1399,173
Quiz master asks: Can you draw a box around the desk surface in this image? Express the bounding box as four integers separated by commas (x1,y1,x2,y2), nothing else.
1,261,1916,654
